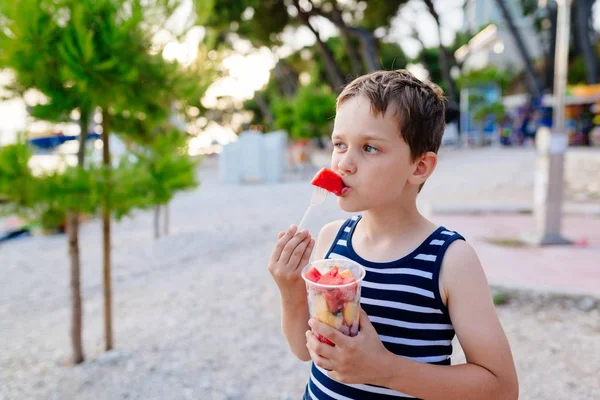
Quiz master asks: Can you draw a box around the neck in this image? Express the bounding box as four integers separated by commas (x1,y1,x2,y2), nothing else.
359,196,433,240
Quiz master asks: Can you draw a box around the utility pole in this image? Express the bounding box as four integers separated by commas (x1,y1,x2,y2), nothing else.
529,0,572,245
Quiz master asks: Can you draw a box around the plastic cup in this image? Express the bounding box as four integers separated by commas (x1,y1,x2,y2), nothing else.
301,258,366,344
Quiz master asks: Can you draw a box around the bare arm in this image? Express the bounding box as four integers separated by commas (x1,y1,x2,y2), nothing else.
270,221,343,361
375,240,519,399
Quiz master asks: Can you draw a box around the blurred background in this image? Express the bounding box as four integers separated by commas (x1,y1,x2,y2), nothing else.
0,0,598,399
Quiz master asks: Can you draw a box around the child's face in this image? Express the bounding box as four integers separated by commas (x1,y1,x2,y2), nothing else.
331,95,419,213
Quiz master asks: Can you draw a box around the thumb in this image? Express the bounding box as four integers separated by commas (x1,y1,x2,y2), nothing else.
358,307,375,333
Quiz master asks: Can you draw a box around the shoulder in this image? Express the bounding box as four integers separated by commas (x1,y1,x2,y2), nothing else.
313,219,346,259
439,238,487,302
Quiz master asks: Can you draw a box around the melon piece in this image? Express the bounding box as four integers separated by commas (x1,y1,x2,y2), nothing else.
305,267,322,283
311,168,345,196
317,266,340,284
323,290,344,313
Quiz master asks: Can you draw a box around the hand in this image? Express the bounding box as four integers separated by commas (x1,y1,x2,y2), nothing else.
268,225,315,301
305,308,391,385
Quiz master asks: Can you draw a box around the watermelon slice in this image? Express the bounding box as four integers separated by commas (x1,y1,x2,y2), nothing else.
311,168,345,196
304,267,322,283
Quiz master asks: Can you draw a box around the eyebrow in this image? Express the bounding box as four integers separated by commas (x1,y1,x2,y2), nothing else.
331,133,387,142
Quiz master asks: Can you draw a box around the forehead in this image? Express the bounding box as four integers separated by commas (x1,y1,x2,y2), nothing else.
333,95,400,139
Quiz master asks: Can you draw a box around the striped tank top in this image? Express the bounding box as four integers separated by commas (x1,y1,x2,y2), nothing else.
305,215,465,400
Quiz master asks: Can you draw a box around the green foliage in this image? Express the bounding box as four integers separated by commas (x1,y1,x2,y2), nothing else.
457,67,513,91
0,0,213,230
0,139,37,214
0,139,100,225
120,131,199,215
568,55,588,86
273,85,336,140
379,42,409,71
472,101,505,124
360,0,410,30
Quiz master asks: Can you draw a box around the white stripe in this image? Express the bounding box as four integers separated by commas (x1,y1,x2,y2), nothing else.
307,384,319,400
344,226,351,232
441,231,455,236
345,383,414,398
430,239,445,246
379,335,452,346
360,297,443,314
406,354,451,363
328,252,353,261
351,215,359,220
362,266,432,279
414,254,436,262
310,372,354,400
370,315,453,331
337,239,348,246
314,365,414,398
361,281,434,298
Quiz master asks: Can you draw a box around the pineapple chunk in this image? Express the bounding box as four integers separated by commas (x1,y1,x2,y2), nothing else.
342,302,358,325
339,269,353,278
313,294,330,323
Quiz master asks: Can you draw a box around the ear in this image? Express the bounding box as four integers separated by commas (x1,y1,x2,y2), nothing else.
408,151,437,186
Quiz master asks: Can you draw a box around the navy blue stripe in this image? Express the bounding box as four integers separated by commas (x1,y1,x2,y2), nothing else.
311,364,415,399
370,323,455,341
360,303,450,324
365,273,432,287
381,343,453,358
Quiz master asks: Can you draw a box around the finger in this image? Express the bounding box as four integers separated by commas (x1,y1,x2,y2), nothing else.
307,347,334,371
309,318,344,347
279,229,310,265
287,236,311,270
269,225,298,264
296,238,315,273
306,330,336,359
358,307,375,334
277,231,285,239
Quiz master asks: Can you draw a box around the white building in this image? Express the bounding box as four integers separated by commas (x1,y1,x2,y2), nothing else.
457,0,543,72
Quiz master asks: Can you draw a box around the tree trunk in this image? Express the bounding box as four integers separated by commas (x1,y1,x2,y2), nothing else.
273,60,298,99
575,0,598,84
423,0,458,104
350,28,380,73
163,203,169,236
294,3,345,92
311,4,378,73
330,5,363,76
254,92,274,128
493,0,542,99
101,110,113,351
154,206,160,239
67,211,84,364
77,105,91,166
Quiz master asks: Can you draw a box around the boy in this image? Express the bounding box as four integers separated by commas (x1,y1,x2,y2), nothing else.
268,70,518,399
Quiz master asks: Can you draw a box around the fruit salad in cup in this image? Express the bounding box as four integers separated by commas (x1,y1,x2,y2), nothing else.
301,259,366,345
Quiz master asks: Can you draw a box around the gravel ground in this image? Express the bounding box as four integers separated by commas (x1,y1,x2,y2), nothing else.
1,153,599,400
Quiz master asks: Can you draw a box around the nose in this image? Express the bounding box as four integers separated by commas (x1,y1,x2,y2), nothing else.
336,151,357,176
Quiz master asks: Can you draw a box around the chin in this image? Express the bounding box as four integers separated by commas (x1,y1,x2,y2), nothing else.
336,197,367,213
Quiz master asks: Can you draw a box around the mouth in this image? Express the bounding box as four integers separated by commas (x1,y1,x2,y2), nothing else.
340,179,351,196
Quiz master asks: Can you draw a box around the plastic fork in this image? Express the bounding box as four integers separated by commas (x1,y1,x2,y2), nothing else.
297,187,329,231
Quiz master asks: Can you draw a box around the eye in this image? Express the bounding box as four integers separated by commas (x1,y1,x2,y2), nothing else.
364,144,378,153
333,142,347,150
